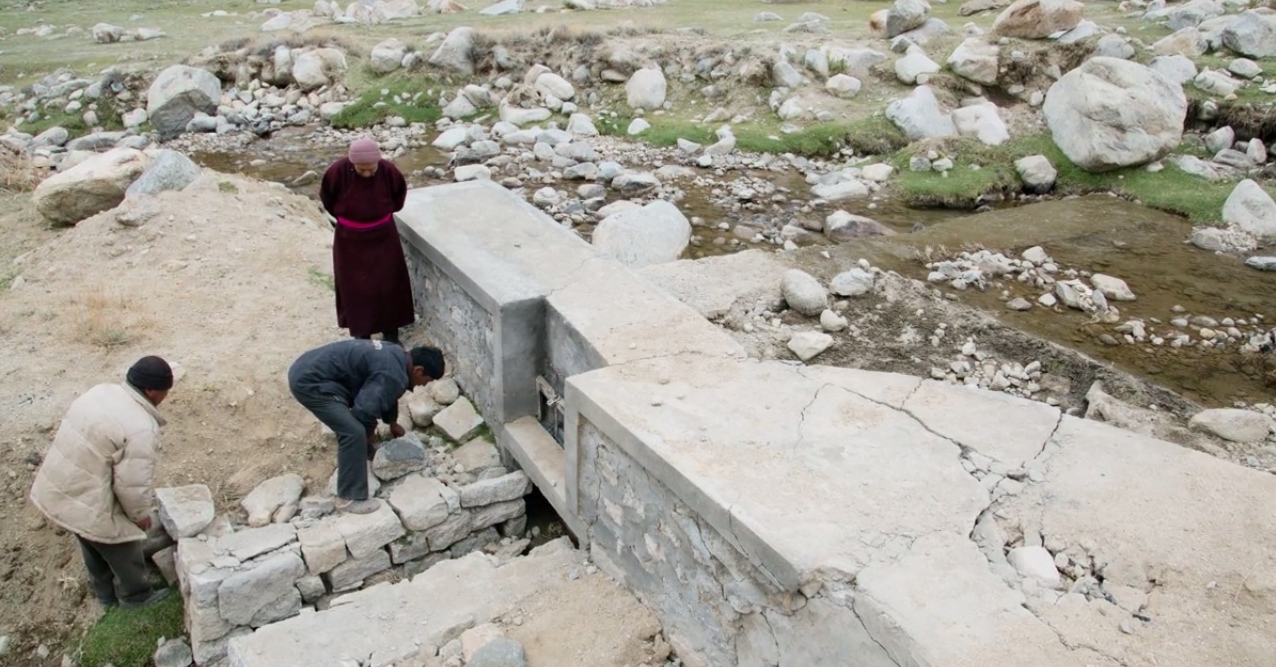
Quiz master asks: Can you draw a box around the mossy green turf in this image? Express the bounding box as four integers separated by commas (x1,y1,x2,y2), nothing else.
890,133,1271,223
74,591,183,667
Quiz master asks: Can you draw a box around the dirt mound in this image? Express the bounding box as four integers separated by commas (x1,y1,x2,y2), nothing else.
0,171,348,663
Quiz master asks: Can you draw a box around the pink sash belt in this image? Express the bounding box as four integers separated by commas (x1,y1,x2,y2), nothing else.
336,214,394,230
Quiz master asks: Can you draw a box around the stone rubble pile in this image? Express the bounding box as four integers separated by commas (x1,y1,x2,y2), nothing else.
923,246,1275,354
157,391,538,665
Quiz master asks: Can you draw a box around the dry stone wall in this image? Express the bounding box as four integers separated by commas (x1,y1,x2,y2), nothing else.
159,400,534,665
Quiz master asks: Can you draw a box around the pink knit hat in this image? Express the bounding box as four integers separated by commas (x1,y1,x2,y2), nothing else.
348,137,381,164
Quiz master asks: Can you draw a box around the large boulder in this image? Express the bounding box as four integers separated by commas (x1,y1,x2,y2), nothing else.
33,148,149,225
429,27,476,75
92,23,123,43
146,65,221,139
125,150,203,199
952,103,1010,146
1042,57,1186,172
895,46,941,84
992,0,1084,38
625,67,667,110
885,85,957,140
947,38,999,85
1148,54,1198,85
1222,180,1276,239
1189,408,1273,443
591,200,690,268
1221,10,1276,59
370,38,408,74
886,0,930,37
292,48,348,91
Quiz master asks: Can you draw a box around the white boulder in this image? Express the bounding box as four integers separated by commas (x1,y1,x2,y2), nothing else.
370,39,408,74
1042,57,1186,172
591,200,691,268
625,67,667,110
33,148,149,225
1222,180,1276,239
146,65,222,138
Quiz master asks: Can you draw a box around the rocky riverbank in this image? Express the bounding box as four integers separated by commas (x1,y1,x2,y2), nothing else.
1,0,1276,662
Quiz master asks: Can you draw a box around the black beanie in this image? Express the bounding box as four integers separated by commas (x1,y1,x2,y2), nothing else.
127,356,173,391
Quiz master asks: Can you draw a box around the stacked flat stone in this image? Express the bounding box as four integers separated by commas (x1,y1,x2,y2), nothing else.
163,402,534,665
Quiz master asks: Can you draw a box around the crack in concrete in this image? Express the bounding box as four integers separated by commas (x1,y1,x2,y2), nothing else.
849,601,905,667
791,383,835,454
1035,410,1065,461
543,254,597,298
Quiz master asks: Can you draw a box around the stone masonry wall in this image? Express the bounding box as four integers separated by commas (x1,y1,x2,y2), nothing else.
402,239,497,420
167,431,532,665
576,418,768,666
575,417,899,667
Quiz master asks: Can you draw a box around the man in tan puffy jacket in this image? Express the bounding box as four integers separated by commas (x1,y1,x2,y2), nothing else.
29,356,175,609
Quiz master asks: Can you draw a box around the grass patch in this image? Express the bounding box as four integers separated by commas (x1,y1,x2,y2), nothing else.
331,73,444,130
218,181,238,194
72,288,151,348
75,591,183,667
891,132,1268,223
14,102,125,139
307,266,335,293
597,113,907,158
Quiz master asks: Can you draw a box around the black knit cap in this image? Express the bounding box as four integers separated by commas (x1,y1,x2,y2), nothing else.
127,356,173,391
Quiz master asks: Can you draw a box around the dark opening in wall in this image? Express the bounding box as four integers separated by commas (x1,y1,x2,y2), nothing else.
524,483,578,549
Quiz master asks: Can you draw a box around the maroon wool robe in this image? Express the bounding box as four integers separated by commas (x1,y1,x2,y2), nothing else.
319,158,415,338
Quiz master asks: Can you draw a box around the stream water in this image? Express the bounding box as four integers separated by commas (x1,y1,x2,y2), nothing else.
190,139,1276,409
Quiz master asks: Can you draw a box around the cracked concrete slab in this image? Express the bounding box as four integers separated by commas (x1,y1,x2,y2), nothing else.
997,415,1276,667
855,533,1099,667
902,378,1062,466
566,356,990,591
796,366,922,410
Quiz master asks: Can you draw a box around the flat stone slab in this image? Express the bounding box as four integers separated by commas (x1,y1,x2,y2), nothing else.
387,473,453,531
156,485,215,539
329,502,405,560
227,539,658,667
453,437,502,472
434,397,485,442
240,474,305,528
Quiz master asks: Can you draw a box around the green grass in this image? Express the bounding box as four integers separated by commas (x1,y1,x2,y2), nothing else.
330,72,444,130
891,132,1272,223
75,592,183,667
307,265,335,292
16,102,124,138
596,113,908,157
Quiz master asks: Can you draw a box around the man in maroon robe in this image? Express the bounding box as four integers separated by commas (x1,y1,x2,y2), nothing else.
319,137,415,344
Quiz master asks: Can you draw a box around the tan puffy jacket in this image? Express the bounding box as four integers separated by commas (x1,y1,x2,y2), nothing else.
29,383,164,544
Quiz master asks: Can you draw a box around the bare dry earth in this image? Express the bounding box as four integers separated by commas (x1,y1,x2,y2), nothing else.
0,174,346,664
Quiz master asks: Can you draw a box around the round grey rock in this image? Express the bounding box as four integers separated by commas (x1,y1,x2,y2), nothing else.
468,638,527,667
781,270,828,316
